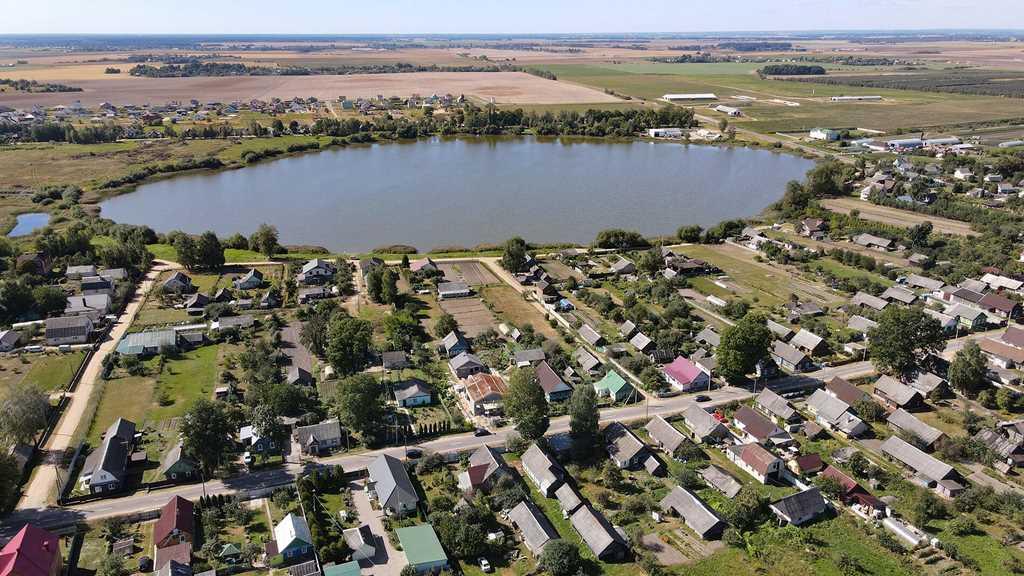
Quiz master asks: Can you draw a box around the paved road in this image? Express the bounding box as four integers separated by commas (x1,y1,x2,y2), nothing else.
17,265,168,510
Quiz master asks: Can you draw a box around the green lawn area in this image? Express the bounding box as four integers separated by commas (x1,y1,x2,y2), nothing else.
808,257,895,287
0,351,85,396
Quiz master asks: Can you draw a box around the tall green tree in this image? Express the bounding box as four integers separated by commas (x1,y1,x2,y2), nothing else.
539,540,582,576
504,367,549,441
0,383,49,446
179,399,233,474
434,313,458,338
717,312,772,382
196,231,225,270
637,247,665,276
868,306,944,377
332,373,384,439
380,268,400,305
948,341,987,398
501,237,529,273
173,234,197,270
568,384,599,453
326,314,373,375
250,223,279,259
383,310,421,351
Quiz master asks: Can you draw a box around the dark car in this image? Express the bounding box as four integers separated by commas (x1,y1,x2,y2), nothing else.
406,448,423,459
695,394,711,403
474,427,491,437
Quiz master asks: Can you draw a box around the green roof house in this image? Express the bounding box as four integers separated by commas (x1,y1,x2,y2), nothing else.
218,542,241,559
396,524,448,574
593,370,633,402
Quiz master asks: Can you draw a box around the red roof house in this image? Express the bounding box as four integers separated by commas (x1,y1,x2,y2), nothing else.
0,524,62,576
663,357,710,392
154,495,195,549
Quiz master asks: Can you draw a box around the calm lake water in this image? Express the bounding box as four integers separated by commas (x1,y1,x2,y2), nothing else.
8,212,50,237
99,137,814,251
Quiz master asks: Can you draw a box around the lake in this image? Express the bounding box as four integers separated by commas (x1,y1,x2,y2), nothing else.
99,137,814,252
7,212,50,237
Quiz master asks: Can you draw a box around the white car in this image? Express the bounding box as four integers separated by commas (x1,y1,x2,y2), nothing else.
478,558,492,573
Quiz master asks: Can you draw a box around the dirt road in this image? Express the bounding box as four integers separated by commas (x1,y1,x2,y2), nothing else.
18,265,168,509
822,198,979,237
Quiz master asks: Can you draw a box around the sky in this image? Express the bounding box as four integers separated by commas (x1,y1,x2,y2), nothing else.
2,0,1023,35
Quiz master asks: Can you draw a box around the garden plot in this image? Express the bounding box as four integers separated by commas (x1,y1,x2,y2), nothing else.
437,260,498,286
438,298,497,338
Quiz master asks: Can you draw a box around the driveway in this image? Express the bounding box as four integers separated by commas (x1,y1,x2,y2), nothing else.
351,480,406,576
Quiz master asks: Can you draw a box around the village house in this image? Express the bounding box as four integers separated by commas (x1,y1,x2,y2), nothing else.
395,525,449,574
789,453,825,476
973,428,1024,471
457,446,508,493
66,264,97,280
825,376,870,406
293,419,343,455
154,496,195,550
733,406,793,446
790,329,827,356
296,258,336,285
769,488,829,527
766,319,794,342
851,291,888,312
441,331,470,358
660,486,726,540
536,361,572,402
508,500,560,556
0,330,20,352
578,324,604,347
437,282,472,300
908,371,949,398
81,418,136,494
807,389,869,438
771,340,814,373
629,331,654,353
593,370,633,402
65,293,111,321
162,272,193,293
0,524,62,576
700,465,742,498
450,352,487,379
851,233,894,251
570,505,629,561
880,436,965,497
273,513,314,563
798,218,827,239
662,356,710,392
726,443,783,484
754,389,801,431
681,405,729,444
555,483,584,515
116,329,177,356
45,316,93,345
410,257,439,274
882,285,918,306
232,268,264,289
605,422,663,475
820,465,887,516
158,442,198,483
573,348,601,375
298,286,333,304
342,525,376,563
979,337,1024,368
696,327,721,349
239,423,278,455
394,379,432,407
888,409,945,450
945,303,987,330
367,454,419,516
462,372,507,415
513,348,546,368
979,291,1021,320
645,416,687,458
522,443,564,497
873,375,927,411
81,275,113,296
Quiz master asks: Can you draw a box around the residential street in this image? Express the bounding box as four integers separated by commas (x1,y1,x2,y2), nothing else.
17,264,169,510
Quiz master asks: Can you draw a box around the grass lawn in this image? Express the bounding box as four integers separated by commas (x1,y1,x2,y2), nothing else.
0,351,85,396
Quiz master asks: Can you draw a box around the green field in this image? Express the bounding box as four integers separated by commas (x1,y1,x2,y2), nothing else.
0,352,85,396
540,63,1024,133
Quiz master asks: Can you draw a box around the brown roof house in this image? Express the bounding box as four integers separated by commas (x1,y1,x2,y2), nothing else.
457,446,508,494
154,496,195,550
726,443,782,484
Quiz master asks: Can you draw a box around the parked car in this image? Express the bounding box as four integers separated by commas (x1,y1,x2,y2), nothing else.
695,395,711,403
478,558,492,573
474,427,491,437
